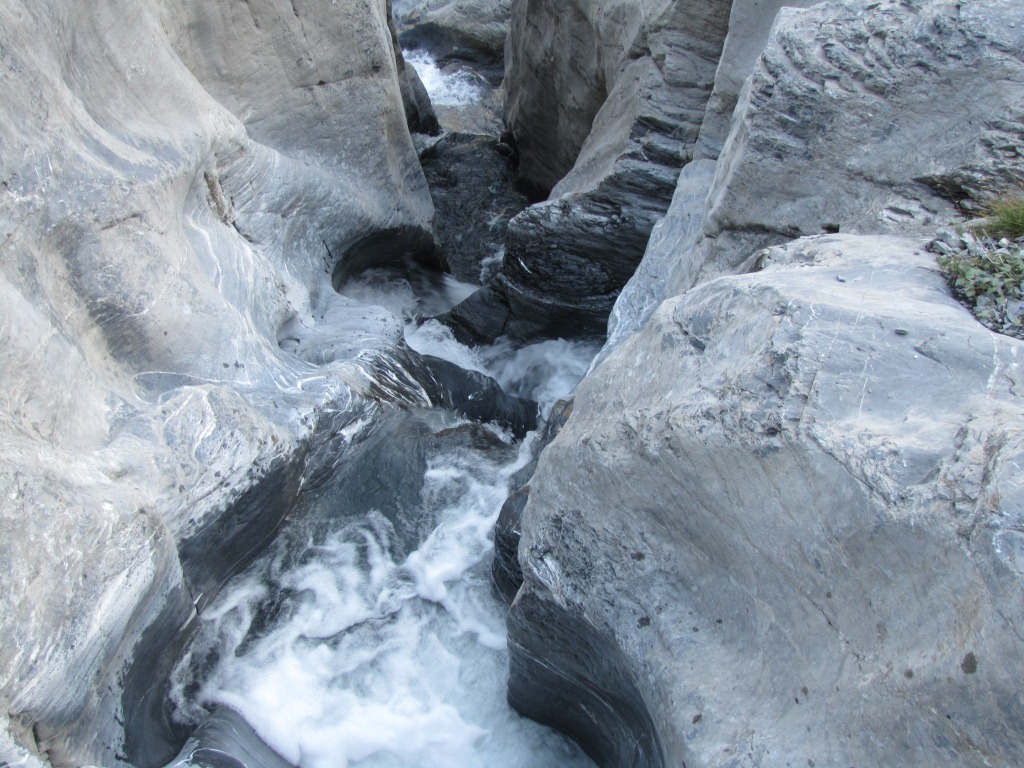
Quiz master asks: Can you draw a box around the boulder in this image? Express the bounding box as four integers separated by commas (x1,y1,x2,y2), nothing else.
511,234,1024,767
393,0,512,66
418,133,527,284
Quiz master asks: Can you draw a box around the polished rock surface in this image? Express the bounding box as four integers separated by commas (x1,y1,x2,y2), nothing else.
514,234,1024,767
0,0,442,765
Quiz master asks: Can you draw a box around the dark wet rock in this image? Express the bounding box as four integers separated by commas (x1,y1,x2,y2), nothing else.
407,351,538,439
331,226,447,292
491,398,573,605
450,0,733,342
491,484,530,605
509,587,664,768
390,1,442,135
438,282,513,344
398,58,442,136
163,707,291,768
419,133,528,284
502,0,612,196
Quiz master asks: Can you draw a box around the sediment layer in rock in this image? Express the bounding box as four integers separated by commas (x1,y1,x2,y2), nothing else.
447,0,733,342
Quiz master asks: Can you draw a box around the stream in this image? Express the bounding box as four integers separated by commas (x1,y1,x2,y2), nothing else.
165,51,601,768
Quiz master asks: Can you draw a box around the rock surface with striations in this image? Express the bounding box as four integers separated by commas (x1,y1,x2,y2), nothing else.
445,0,735,341
512,234,1024,767
610,0,1024,348
504,0,1024,766
0,1,512,765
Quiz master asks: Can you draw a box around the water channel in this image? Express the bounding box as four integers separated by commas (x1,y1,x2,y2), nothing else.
165,51,601,768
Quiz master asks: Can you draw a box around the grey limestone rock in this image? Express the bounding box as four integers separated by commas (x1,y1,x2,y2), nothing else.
610,0,1024,349
447,0,733,341
693,0,821,162
512,234,1024,767
0,0,451,765
503,2,1024,765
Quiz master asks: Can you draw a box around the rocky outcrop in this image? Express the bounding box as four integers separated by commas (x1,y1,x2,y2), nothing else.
611,0,1024,347
445,0,733,341
418,133,527,284
504,0,1024,766
692,0,820,162
0,1,453,765
513,234,1024,767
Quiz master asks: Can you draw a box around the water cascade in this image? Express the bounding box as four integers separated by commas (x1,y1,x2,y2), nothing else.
165,55,601,768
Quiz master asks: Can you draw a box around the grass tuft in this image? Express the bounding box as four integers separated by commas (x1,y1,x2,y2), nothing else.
975,194,1024,241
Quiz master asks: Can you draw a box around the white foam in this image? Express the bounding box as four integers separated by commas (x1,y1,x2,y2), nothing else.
338,271,476,322
337,270,419,320
404,319,488,375
172,436,595,768
480,338,602,419
173,259,600,768
405,50,483,107
479,247,504,284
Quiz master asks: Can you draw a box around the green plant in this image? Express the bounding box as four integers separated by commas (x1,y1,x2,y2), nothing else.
934,232,1024,340
976,194,1024,240
940,247,1023,305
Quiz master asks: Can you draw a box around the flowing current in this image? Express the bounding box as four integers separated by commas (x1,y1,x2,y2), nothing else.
169,52,602,762
170,271,600,766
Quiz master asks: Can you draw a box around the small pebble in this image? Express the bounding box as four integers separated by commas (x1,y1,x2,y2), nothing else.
894,328,908,336
836,274,847,283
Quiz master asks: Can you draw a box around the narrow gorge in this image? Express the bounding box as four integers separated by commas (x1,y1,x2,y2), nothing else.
2,1,1023,768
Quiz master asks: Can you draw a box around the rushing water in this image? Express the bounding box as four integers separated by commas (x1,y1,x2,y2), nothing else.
404,48,502,135
404,50,484,107
169,260,601,766
167,48,604,767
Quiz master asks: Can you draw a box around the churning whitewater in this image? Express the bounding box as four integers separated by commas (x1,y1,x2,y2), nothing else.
405,50,484,107
170,333,599,765
169,195,601,766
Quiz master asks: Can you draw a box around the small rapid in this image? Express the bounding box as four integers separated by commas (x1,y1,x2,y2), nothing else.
169,263,600,766
404,50,484,108
404,48,502,136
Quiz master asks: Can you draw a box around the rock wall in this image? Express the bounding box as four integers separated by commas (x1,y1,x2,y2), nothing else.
445,0,734,341
506,0,1024,766
0,1,439,765
611,0,1024,347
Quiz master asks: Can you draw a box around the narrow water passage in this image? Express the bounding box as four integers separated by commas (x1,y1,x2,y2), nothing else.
167,48,604,767
169,267,600,766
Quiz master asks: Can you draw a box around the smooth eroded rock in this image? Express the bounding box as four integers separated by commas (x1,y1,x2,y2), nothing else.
512,234,1024,767
0,0,438,764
